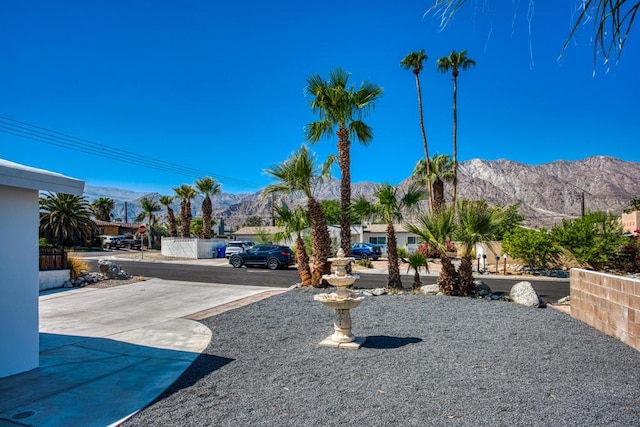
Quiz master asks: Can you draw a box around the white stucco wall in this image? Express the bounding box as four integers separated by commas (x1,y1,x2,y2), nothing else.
0,158,84,378
39,269,71,291
0,185,40,378
161,237,226,259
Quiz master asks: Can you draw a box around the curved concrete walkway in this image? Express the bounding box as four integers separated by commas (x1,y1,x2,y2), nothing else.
0,278,286,427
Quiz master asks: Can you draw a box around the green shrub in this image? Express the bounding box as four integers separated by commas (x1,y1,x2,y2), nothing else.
357,258,373,268
397,247,407,259
503,227,560,268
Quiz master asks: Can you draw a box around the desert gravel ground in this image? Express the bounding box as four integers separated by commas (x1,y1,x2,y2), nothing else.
124,287,640,427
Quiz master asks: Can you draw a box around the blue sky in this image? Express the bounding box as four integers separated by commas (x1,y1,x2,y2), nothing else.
1,1,638,195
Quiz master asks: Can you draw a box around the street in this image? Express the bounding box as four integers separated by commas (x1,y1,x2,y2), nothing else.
88,259,570,303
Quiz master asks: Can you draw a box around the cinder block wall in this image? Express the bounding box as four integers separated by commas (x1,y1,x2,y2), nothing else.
571,269,640,351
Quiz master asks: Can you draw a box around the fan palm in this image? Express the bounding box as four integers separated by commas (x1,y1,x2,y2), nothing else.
264,145,335,287
272,203,313,286
91,197,115,222
173,184,197,238
401,49,433,211
159,195,178,237
351,182,423,290
405,206,459,295
305,67,383,258
436,50,476,210
195,177,221,239
404,252,429,291
413,153,456,211
40,192,97,247
136,196,161,249
453,199,507,295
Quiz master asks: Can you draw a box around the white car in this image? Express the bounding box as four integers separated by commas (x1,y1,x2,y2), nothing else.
224,240,254,258
100,235,123,249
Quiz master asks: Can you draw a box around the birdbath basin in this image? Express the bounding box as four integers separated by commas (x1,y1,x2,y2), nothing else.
314,248,366,349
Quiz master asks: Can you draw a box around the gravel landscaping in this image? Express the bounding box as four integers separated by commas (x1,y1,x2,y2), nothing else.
124,288,640,427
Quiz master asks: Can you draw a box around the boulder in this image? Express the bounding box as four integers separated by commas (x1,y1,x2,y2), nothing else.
420,284,439,295
470,280,493,298
98,259,130,280
509,281,542,307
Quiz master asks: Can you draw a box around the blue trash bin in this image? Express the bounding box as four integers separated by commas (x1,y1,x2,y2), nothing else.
217,246,226,258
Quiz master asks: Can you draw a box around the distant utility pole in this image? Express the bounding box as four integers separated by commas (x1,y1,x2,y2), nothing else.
581,192,585,218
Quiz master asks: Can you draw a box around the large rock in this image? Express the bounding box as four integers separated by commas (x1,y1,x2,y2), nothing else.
509,281,541,307
470,280,493,298
98,259,130,280
420,284,440,295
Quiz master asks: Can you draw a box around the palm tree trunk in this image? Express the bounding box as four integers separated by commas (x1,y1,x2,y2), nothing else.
337,124,352,257
437,255,459,296
202,196,212,239
457,255,474,296
180,200,190,237
415,72,433,212
386,223,402,289
295,233,312,286
413,270,421,291
308,197,332,287
452,74,458,211
167,207,178,237
433,179,445,211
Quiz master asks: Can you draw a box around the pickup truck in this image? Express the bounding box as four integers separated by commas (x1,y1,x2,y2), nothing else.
120,235,143,250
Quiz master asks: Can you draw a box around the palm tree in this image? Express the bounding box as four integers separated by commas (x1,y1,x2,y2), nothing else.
413,153,456,211
136,196,161,249
195,177,221,239
173,184,197,238
351,182,423,290
400,49,433,211
91,197,115,222
453,199,507,296
405,206,458,295
436,50,476,209
272,203,313,286
404,252,429,291
40,192,97,247
305,68,383,258
264,145,335,287
159,195,178,237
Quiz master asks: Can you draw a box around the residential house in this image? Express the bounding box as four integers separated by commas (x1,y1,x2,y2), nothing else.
94,219,142,236
620,211,640,235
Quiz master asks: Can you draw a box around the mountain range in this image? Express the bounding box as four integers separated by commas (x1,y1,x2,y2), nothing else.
83,156,640,229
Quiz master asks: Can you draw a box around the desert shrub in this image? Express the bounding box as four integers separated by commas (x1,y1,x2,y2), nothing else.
612,236,640,273
417,243,440,258
357,258,373,268
551,212,627,270
67,255,89,280
503,227,560,268
39,238,54,248
397,246,408,259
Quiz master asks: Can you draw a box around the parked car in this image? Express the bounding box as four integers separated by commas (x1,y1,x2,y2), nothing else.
350,242,382,260
119,234,142,250
100,235,123,249
224,240,254,258
229,244,295,270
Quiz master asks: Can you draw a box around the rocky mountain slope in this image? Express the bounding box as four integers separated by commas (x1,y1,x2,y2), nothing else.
85,156,640,229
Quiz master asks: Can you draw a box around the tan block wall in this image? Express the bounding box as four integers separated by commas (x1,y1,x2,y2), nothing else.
571,269,640,352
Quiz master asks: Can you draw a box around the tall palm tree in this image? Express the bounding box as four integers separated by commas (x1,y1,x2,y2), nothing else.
305,67,383,258
173,184,197,238
405,206,459,295
264,145,335,287
272,203,313,286
413,153,456,211
351,182,423,290
91,197,115,222
400,49,433,211
159,195,178,237
40,192,97,247
195,176,221,239
136,196,161,249
453,199,507,296
436,50,476,209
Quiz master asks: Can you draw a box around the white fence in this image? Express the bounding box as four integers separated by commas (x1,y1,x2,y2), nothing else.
161,237,227,259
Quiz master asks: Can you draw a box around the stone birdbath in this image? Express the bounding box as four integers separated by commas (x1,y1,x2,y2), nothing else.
314,248,366,349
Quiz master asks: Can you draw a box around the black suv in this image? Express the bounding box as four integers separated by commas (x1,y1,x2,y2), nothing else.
229,244,295,270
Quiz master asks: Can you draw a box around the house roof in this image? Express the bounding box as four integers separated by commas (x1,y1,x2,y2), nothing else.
233,226,285,235
93,219,142,229
363,223,413,233
0,158,84,194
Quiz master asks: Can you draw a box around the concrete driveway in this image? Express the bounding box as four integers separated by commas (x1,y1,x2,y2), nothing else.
0,278,287,427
